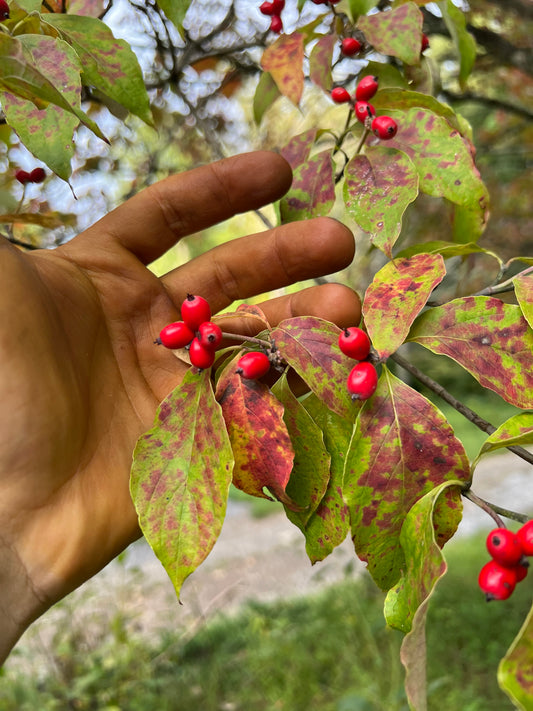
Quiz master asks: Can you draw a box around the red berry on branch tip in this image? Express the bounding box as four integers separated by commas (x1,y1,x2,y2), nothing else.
15,169,31,185
421,33,430,52
197,321,223,350
0,0,9,20
156,321,195,349
478,560,517,601
236,351,271,380
372,115,398,140
189,337,216,370
346,362,378,401
341,38,361,56
354,101,375,124
331,87,351,104
29,167,46,183
355,75,379,102
339,327,371,361
516,520,533,556
486,528,524,568
181,294,211,330
270,14,283,33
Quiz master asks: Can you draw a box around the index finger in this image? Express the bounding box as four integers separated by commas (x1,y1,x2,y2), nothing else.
77,152,293,264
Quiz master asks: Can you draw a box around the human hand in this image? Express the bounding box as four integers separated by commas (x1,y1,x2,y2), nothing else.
0,151,360,661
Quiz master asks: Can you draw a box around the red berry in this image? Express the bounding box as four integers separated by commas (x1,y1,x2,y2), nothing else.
156,321,195,349
371,115,398,140
515,561,529,583
15,169,31,185
355,75,379,102
259,1,275,14
346,362,378,401
486,528,524,567
338,327,371,360
478,560,517,601
189,337,216,370
331,87,351,104
270,14,283,33
354,101,375,124
421,33,430,52
181,294,211,330
516,520,533,556
341,38,361,56
270,0,285,11
0,0,9,20
29,167,46,183
197,321,223,350
236,351,271,380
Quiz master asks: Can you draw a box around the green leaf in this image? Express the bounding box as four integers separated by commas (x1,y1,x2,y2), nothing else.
253,71,281,124
348,0,379,20
271,315,361,420
372,88,460,130
498,602,533,711
130,369,234,599
0,211,77,228
260,32,305,106
0,33,107,142
154,0,191,32
343,146,419,256
343,368,470,590
280,149,336,223
44,13,153,126
395,240,499,262
215,354,295,505
309,33,337,92
452,201,488,244
384,481,463,711
358,3,423,66
514,272,533,331
408,296,533,409
472,412,533,467
363,253,446,358
439,0,476,88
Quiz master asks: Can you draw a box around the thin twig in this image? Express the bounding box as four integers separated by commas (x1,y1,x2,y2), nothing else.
462,489,529,526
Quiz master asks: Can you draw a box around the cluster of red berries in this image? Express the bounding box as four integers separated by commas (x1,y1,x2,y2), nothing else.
338,327,378,401
259,0,285,34
331,75,398,141
15,167,46,185
0,0,9,20
478,521,533,601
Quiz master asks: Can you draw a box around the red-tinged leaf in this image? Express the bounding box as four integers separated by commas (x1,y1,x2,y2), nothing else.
309,34,337,92
363,254,446,358
130,369,234,599
395,241,498,262
343,146,419,256
372,88,460,130
253,71,281,124
260,32,305,106
385,481,463,711
440,0,476,88
280,149,335,223
386,108,489,216
357,3,424,66
215,355,295,504
272,375,331,527
498,603,533,711
67,0,106,16
343,367,470,590
44,14,153,126
280,129,318,172
408,296,533,409
473,412,533,467
514,272,533,331
0,211,77,228
271,316,361,420
301,393,352,563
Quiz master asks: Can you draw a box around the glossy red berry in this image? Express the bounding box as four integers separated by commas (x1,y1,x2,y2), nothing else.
236,351,271,380
421,33,430,52
331,87,351,104
29,167,46,183
355,75,379,102
371,115,398,140
197,321,223,350
271,0,285,11
189,337,216,370
15,169,31,185
0,0,9,20
270,14,283,33
259,1,275,14
346,362,378,401
478,560,517,601
486,528,524,567
354,101,375,124
515,561,529,583
339,327,371,361
516,520,533,556
156,321,195,349
341,38,361,56
181,294,211,330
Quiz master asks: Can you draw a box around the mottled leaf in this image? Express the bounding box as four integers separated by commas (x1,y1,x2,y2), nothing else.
271,316,361,420
309,33,337,92
358,3,423,66
408,296,533,409
280,149,335,223
253,71,281,124
67,0,106,17
514,272,533,331
216,355,295,504
3,35,80,179
343,367,470,590
363,253,446,358
260,32,305,106
343,146,419,256
302,393,352,563
280,129,317,171
372,88,459,130
130,369,234,599
0,211,77,228
44,14,153,125
473,412,533,467
395,240,498,262
385,481,463,711
439,0,476,88
498,603,533,711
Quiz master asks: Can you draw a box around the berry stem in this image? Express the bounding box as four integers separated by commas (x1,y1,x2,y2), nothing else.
355,126,370,154
462,488,529,526
220,331,272,349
